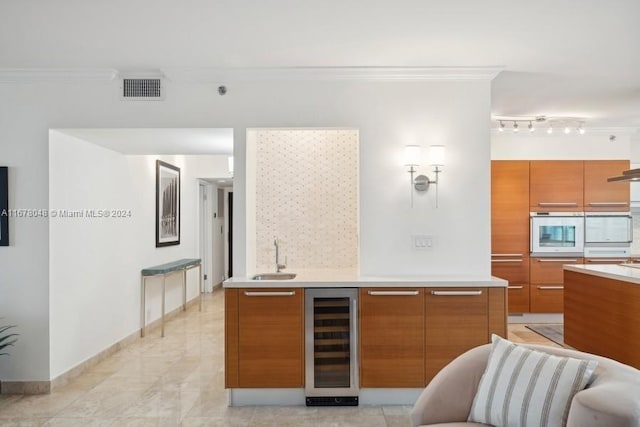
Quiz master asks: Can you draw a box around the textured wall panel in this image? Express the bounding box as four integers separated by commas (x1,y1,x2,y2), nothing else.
255,129,358,270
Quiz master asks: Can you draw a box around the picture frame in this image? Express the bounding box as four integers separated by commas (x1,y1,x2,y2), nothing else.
0,167,7,246
155,160,180,247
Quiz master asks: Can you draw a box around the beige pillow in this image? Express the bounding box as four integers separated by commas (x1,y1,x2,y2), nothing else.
468,334,597,427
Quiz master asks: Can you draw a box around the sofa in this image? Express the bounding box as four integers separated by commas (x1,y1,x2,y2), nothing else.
410,342,640,427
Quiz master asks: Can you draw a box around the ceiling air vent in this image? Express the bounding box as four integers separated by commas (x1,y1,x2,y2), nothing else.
121,78,164,100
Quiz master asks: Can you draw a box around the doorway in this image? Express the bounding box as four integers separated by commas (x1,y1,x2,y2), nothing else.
199,182,211,292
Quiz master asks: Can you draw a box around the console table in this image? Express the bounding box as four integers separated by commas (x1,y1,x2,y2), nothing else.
141,258,202,337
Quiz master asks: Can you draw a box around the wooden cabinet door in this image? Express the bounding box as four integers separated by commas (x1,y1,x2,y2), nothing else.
584,160,630,211
491,256,530,313
491,161,530,255
425,288,489,382
236,288,304,388
530,161,584,210
359,288,425,387
530,257,583,313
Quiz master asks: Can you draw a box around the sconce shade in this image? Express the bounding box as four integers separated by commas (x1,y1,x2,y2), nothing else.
404,145,421,166
429,145,445,166
228,156,234,174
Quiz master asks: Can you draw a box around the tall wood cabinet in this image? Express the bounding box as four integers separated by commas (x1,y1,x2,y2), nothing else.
225,288,304,388
530,160,584,210
359,288,425,387
491,161,530,313
584,160,630,211
492,159,631,314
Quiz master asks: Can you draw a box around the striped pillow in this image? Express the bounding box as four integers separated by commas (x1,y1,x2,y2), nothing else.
468,335,597,427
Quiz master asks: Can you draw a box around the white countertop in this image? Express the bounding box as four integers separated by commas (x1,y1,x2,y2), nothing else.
564,264,640,285
223,268,508,288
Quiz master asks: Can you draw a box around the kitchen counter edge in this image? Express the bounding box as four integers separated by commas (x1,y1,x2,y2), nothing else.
564,264,640,285
223,275,508,288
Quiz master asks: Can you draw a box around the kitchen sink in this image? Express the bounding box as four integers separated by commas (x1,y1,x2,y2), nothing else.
251,272,297,280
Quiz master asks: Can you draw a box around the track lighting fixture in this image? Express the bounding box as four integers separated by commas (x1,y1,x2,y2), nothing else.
493,116,586,135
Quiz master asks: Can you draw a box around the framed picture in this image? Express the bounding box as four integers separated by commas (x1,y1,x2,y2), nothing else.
156,160,180,247
0,167,7,246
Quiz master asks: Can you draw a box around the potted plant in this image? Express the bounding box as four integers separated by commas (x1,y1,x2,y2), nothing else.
0,323,18,356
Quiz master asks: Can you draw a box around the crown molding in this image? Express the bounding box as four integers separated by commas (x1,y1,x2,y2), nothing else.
156,66,504,83
0,66,503,83
0,68,118,83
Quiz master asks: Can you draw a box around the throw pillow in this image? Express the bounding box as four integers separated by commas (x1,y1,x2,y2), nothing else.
468,334,597,427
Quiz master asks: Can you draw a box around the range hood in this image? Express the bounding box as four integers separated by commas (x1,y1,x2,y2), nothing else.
607,168,640,182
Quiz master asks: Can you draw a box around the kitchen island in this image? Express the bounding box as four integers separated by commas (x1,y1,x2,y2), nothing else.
564,264,640,370
223,270,507,405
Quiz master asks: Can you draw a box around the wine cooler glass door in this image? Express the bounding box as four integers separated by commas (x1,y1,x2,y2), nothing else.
305,288,358,397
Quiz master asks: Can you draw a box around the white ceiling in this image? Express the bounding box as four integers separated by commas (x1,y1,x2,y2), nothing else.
59,128,234,155
2,0,640,128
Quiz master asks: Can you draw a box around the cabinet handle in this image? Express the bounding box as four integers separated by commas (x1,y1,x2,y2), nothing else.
586,258,628,263
368,290,419,296
588,202,628,206
431,290,483,296
537,202,578,206
491,253,524,257
537,286,564,290
244,291,296,297
536,258,579,263
492,259,523,263
508,286,524,290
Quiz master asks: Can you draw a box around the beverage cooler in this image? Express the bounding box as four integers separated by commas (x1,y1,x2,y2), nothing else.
304,288,358,406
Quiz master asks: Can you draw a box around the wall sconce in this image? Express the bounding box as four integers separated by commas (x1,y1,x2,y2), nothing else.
404,144,445,207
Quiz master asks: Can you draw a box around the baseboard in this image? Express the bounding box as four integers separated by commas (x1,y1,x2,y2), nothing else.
1,294,202,395
0,381,51,394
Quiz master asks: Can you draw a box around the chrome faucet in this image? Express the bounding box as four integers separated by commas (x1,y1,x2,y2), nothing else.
274,237,287,272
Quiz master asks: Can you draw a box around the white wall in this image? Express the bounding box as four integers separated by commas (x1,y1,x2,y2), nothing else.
49,131,227,378
491,130,633,160
0,73,492,382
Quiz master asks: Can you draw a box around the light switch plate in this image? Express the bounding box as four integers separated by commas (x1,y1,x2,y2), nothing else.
412,234,433,250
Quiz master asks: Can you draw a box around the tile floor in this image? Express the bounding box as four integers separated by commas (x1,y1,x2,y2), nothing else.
0,288,556,426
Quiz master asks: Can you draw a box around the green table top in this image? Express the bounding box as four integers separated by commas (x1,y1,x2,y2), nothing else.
141,258,201,276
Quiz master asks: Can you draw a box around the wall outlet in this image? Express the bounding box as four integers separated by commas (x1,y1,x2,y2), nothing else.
412,235,434,250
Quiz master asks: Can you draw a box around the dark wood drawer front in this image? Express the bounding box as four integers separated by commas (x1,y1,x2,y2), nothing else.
530,284,564,313
492,257,529,284
530,257,583,284
507,283,530,314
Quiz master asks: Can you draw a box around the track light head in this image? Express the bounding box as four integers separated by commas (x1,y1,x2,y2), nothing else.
528,121,534,132
498,120,505,132
513,121,519,132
